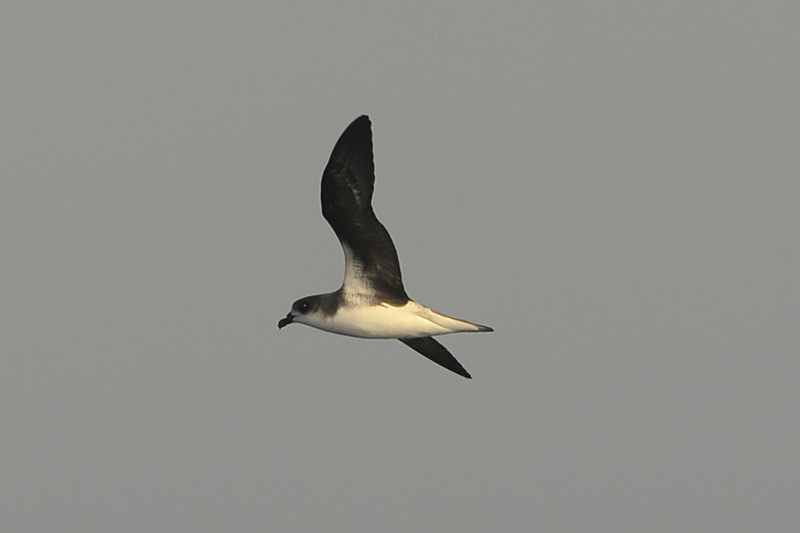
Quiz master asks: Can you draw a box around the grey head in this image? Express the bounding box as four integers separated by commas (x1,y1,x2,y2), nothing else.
278,293,340,329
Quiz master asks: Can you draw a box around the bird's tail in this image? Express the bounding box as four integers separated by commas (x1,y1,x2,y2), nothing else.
417,304,493,334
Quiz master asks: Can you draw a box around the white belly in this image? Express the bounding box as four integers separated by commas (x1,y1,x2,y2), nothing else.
309,300,481,339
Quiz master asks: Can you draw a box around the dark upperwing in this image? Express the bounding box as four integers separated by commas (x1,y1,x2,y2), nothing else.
320,116,408,303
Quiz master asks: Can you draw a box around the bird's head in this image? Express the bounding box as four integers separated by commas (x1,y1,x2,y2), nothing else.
278,296,320,329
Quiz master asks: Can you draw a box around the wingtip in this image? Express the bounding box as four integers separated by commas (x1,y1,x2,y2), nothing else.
450,363,473,380
348,115,371,130
478,325,494,332
451,366,472,380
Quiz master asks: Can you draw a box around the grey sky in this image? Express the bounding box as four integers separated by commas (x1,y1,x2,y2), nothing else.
2,2,798,531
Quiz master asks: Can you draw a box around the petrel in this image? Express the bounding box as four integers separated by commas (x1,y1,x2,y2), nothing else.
278,115,492,378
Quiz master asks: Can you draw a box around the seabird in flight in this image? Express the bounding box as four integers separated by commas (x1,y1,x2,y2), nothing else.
278,115,492,378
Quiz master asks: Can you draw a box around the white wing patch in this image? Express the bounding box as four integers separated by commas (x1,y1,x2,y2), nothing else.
341,243,373,296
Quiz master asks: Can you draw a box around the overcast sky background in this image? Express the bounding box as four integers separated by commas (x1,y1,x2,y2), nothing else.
2,2,799,532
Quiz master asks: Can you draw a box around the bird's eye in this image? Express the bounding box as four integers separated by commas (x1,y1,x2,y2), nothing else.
299,302,309,312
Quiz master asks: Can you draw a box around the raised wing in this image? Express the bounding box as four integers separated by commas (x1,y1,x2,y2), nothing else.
321,116,408,303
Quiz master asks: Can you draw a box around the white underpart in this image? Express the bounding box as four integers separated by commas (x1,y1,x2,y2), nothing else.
295,299,485,339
